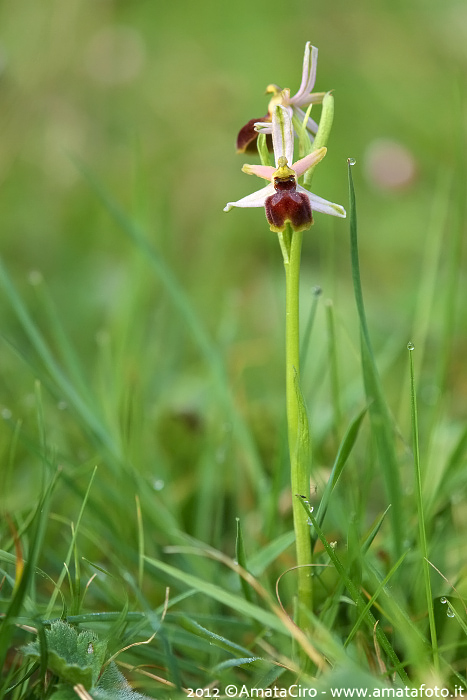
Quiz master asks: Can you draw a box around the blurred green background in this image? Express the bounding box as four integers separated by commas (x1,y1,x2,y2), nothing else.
0,0,466,544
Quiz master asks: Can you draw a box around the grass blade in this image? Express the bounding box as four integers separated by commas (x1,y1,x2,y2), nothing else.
45,466,97,617
235,518,255,605
347,160,404,559
144,555,286,635
300,285,322,373
313,406,366,546
0,470,59,690
178,617,253,657
344,550,408,646
298,497,409,683
325,300,342,440
248,531,295,576
408,344,439,670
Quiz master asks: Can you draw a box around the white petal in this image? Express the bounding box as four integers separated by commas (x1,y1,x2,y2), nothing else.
293,43,318,104
271,105,294,168
254,121,273,135
224,183,275,212
297,184,346,218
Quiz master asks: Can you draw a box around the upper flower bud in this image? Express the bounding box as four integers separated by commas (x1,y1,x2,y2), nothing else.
236,43,326,153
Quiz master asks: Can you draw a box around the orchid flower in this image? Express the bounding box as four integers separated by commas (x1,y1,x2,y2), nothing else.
225,105,346,233
236,42,326,153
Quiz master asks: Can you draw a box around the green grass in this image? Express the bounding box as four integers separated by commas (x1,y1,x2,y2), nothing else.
1,0,467,697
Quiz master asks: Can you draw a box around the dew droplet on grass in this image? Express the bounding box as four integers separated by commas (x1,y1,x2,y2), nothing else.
348,157,356,166
407,341,415,351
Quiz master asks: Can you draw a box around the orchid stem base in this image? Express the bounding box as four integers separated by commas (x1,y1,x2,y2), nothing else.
282,225,313,626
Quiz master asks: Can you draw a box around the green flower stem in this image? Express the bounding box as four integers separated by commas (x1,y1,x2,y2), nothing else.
282,224,313,619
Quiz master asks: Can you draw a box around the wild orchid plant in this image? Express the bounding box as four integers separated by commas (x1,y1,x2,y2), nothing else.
225,48,346,625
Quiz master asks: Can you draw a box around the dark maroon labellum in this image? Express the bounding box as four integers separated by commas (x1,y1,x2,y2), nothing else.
236,116,273,153
265,177,313,233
